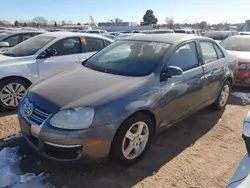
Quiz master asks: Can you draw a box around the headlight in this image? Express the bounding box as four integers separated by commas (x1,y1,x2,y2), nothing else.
238,63,250,70
50,107,94,130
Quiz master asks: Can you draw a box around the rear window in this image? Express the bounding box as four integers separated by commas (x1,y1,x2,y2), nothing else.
204,31,229,41
174,30,186,33
220,37,250,51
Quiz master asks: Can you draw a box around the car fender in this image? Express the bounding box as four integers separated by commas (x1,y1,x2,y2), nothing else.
0,57,38,83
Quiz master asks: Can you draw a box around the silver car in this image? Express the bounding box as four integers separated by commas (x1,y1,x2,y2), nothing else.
0,32,113,109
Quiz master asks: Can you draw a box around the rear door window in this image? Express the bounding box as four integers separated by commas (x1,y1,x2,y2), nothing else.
85,38,105,52
199,41,218,64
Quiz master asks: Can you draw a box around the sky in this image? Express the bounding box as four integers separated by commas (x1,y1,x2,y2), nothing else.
1,0,250,24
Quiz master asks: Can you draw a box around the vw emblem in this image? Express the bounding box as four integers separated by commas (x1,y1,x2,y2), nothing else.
25,103,34,117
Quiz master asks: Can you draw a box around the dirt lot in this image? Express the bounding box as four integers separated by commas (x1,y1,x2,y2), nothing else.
0,93,249,188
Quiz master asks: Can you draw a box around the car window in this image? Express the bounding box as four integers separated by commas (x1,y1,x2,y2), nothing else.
3,35,19,46
49,37,82,56
21,34,33,41
167,42,199,71
85,38,105,52
104,40,111,47
214,44,224,59
199,41,218,64
84,40,170,76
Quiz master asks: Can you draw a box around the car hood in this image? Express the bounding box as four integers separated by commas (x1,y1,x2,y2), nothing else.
27,65,144,112
227,51,250,63
0,54,13,61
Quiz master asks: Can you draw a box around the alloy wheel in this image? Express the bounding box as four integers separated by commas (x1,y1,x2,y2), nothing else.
122,121,149,160
0,83,26,107
219,84,230,107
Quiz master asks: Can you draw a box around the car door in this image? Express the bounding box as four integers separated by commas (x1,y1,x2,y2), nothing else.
198,40,226,101
37,37,87,79
160,41,207,126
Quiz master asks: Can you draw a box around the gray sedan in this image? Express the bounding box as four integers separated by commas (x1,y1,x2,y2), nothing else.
18,34,237,166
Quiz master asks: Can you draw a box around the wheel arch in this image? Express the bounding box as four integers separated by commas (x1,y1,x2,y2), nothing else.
109,109,157,156
0,76,32,86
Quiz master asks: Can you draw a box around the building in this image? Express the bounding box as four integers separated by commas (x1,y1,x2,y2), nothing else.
243,20,250,31
98,21,137,27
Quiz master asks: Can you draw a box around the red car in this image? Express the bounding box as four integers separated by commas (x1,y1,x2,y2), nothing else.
220,35,250,87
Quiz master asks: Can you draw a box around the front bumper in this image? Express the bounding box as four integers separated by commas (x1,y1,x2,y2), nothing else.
18,112,116,163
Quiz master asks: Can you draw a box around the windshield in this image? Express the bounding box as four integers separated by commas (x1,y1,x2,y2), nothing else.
6,35,55,57
205,31,229,41
0,32,11,40
83,40,170,76
220,37,250,51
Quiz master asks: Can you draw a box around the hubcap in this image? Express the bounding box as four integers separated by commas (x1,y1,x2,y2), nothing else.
122,121,149,160
219,85,230,107
0,83,26,107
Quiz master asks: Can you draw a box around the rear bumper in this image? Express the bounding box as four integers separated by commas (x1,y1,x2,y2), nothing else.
234,70,250,87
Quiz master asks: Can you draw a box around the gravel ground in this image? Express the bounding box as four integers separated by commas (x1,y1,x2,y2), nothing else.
0,93,249,188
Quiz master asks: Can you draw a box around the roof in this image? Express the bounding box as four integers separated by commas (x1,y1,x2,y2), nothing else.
230,35,250,38
40,31,114,41
5,30,45,34
121,33,205,44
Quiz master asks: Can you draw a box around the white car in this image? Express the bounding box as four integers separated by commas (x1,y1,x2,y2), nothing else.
0,32,113,109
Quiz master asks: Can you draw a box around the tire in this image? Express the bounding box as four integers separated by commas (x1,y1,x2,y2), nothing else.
0,78,30,110
213,81,231,110
111,113,154,166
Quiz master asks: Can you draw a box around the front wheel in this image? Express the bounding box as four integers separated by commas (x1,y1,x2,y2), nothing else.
111,113,153,166
213,81,231,110
0,78,30,109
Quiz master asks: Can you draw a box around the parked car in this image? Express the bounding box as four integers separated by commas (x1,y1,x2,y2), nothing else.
239,32,250,35
107,32,121,37
173,29,194,34
227,111,250,188
0,32,113,109
220,35,250,87
0,30,45,51
101,34,116,40
114,33,145,40
18,34,236,166
204,31,239,43
141,29,174,34
85,30,107,34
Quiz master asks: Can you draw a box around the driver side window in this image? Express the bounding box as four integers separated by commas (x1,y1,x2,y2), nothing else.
48,37,82,56
167,42,199,71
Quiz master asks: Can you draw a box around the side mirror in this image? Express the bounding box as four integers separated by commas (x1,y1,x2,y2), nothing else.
160,66,183,82
0,42,10,48
37,48,57,59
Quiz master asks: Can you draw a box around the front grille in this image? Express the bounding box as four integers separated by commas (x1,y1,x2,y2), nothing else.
23,98,51,125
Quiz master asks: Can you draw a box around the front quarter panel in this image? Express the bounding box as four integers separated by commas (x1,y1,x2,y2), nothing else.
0,56,38,83
90,74,162,132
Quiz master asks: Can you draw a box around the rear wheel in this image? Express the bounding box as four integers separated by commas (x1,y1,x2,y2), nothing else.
0,78,30,109
111,113,153,166
213,81,231,110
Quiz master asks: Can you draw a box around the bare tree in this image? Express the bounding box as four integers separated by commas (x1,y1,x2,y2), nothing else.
32,16,47,27
165,17,174,29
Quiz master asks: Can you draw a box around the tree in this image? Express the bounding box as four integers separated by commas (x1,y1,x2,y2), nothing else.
14,20,19,27
165,17,174,29
77,22,81,25
54,21,57,27
198,21,208,29
142,9,158,25
61,20,66,25
24,22,27,27
32,16,47,27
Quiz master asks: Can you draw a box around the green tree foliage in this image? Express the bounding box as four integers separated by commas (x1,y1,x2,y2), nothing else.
142,9,158,25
